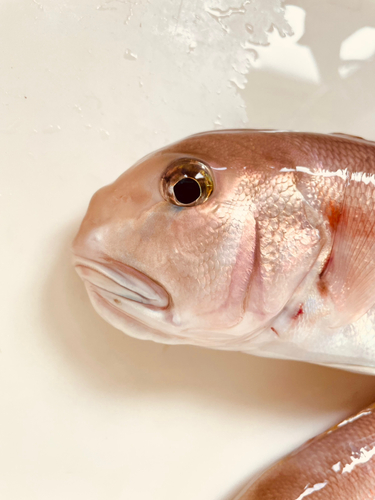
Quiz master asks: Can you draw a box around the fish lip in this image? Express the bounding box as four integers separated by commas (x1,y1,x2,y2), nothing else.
72,255,170,309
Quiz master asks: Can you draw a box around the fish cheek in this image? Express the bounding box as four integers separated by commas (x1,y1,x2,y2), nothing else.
165,210,224,315
125,204,224,324
103,204,206,318
163,205,257,328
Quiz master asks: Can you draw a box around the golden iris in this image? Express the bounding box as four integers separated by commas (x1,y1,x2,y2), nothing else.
161,159,214,207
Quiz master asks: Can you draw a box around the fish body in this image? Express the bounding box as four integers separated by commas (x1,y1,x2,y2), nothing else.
73,130,375,374
234,403,375,500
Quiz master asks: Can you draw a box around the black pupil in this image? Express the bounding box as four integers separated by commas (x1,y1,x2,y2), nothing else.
173,178,201,205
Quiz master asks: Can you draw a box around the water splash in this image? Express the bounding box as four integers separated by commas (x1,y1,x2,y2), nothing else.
204,0,293,44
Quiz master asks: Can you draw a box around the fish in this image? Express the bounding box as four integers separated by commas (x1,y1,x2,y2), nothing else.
233,403,375,499
72,129,375,498
72,129,375,374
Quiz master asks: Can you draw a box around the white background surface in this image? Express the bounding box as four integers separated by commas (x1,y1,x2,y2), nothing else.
3,0,375,499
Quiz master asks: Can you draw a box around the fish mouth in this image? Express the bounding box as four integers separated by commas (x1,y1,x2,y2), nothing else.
73,255,170,310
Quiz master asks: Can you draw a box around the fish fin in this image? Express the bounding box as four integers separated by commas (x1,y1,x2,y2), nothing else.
321,167,375,327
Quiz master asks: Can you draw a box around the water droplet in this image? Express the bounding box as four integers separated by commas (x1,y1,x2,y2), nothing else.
204,4,246,34
338,62,360,79
188,41,197,53
229,75,246,90
241,43,258,61
124,6,134,25
213,114,222,129
33,0,43,10
0,122,19,134
43,124,61,134
97,2,116,11
100,128,110,140
124,49,138,60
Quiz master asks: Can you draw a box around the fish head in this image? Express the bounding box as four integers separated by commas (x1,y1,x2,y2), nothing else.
72,131,323,349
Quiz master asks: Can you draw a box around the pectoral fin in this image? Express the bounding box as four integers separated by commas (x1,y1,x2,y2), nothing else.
321,170,375,327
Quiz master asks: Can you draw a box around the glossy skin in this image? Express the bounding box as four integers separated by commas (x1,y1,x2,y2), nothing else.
234,404,375,500
73,130,375,499
73,130,375,372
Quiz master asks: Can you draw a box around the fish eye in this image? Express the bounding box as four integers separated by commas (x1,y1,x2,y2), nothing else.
161,158,214,207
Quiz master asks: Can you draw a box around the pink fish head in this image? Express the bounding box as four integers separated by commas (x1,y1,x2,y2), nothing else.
72,130,329,351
